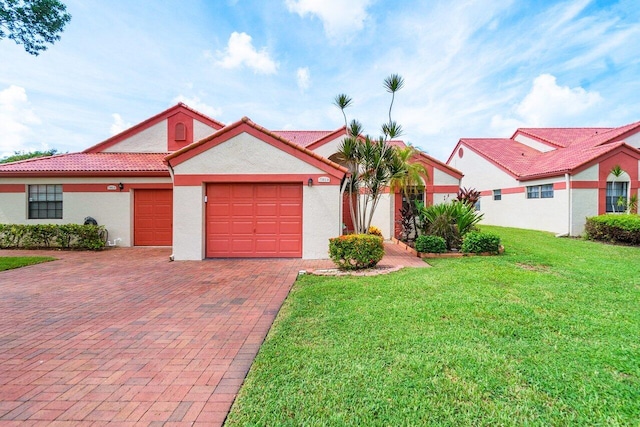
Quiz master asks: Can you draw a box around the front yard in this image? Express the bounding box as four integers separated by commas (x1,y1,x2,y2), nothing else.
0,256,55,271
226,226,639,426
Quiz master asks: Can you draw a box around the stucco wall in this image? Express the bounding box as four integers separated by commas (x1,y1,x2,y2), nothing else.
449,146,518,191
303,185,342,258
175,132,324,175
193,120,218,142
433,168,459,186
369,193,393,239
571,188,598,236
309,135,344,159
513,134,555,152
625,132,640,148
103,121,168,153
172,185,204,260
0,177,171,247
574,164,598,180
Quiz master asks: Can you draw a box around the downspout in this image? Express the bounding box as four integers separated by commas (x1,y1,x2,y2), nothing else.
566,173,572,236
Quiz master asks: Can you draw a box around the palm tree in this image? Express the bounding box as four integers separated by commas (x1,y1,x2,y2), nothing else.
389,145,428,240
333,75,425,235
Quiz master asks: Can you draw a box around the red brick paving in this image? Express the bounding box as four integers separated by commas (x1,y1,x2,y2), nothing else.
0,244,425,425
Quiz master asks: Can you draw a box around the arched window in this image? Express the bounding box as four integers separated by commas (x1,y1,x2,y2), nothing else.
175,122,186,141
606,168,630,213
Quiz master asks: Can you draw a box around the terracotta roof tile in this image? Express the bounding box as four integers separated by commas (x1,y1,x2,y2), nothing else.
461,120,640,180
0,153,169,173
271,130,336,147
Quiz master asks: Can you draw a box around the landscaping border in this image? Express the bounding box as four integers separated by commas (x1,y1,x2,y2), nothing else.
391,237,504,258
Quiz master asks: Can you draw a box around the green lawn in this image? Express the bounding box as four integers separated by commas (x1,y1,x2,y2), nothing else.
0,256,55,271
226,226,640,426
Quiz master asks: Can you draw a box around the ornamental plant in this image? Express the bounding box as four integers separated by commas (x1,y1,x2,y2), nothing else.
0,224,107,250
584,214,640,245
334,74,426,235
415,235,446,254
417,201,483,249
461,231,501,254
329,234,384,270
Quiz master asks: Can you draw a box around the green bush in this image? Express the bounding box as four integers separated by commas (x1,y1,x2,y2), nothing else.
461,231,501,254
415,235,447,253
329,234,384,270
417,201,484,249
584,214,640,245
0,224,107,250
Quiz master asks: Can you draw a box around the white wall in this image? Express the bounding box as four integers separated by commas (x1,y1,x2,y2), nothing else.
369,193,393,239
624,131,640,148
513,134,556,152
449,147,518,191
574,164,598,180
309,135,345,159
303,185,342,258
433,168,459,185
172,185,204,260
103,121,168,153
193,121,218,142
0,177,171,247
571,188,598,236
175,132,323,175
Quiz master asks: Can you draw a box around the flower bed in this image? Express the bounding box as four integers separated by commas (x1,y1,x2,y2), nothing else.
391,237,504,258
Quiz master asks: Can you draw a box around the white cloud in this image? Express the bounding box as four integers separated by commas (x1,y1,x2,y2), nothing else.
296,67,311,92
109,113,132,135
0,85,41,156
172,95,223,118
491,74,602,133
285,0,372,41
215,32,278,74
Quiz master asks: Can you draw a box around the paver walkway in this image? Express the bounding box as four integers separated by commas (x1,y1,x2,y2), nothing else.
0,243,425,426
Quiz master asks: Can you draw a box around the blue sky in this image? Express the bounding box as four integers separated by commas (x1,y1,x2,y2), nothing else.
1,0,638,160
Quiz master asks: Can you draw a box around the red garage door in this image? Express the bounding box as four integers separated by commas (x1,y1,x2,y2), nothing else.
206,183,302,257
134,189,173,246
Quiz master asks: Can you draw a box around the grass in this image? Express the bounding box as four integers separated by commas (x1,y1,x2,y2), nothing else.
0,256,55,271
226,226,640,426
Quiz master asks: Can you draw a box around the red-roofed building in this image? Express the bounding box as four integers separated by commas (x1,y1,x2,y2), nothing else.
447,121,640,236
0,103,461,259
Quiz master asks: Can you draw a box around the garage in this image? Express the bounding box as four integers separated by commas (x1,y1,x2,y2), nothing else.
134,189,173,246
206,183,302,257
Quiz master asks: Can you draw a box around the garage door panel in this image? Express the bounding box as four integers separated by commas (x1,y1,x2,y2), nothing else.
134,189,173,246
206,183,302,257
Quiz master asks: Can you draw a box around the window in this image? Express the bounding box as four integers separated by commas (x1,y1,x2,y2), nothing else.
606,181,628,213
493,189,501,201
175,122,186,141
402,188,425,211
28,184,62,219
527,184,553,199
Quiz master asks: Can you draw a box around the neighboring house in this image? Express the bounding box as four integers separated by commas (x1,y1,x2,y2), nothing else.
447,121,640,236
0,103,461,260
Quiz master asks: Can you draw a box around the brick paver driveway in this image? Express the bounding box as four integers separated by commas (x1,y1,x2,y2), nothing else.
0,248,334,426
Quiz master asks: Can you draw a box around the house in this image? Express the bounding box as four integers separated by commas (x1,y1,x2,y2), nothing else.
447,121,640,236
0,103,461,260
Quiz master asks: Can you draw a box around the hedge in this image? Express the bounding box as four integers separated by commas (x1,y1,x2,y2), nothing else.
461,231,502,254
0,224,107,250
415,235,447,254
329,234,384,270
584,214,640,245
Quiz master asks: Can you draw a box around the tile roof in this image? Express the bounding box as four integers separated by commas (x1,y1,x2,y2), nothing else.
515,127,611,148
459,120,640,180
0,153,169,174
271,130,336,147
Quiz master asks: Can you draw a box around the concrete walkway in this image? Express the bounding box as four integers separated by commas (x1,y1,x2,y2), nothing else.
0,244,426,426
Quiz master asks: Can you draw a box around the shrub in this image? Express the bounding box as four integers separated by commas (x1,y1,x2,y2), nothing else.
417,201,484,249
415,235,447,253
368,226,383,237
461,231,501,254
584,214,640,245
0,224,107,250
329,234,384,270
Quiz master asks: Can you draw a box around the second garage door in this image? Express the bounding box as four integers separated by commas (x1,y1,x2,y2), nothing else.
134,189,173,246
206,183,302,257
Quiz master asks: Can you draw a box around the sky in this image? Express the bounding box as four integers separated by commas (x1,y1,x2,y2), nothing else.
1,0,639,161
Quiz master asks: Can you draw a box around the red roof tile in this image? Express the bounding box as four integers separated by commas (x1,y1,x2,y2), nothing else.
0,153,169,175
460,120,640,180
272,130,336,147
515,127,611,148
